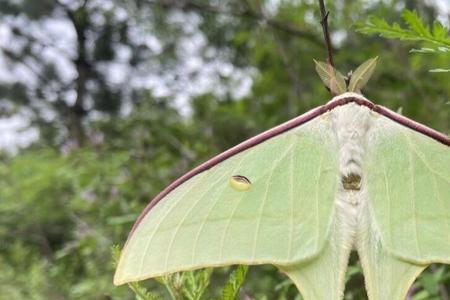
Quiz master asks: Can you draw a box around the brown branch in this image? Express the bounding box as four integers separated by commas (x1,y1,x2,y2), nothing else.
55,0,90,146
147,0,323,46
318,0,334,67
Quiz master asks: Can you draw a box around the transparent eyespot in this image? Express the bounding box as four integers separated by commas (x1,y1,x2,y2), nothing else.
229,175,252,191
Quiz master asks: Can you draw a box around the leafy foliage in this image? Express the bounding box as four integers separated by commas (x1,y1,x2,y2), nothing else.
1,1,450,299
356,10,449,72
356,10,450,46
221,266,248,300
160,269,213,300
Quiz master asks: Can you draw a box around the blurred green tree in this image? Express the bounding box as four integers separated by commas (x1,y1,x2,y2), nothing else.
0,0,449,299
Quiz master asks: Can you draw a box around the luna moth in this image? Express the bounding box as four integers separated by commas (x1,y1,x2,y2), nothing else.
114,60,450,299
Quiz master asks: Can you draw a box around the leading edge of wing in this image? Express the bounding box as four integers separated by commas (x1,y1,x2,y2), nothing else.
128,92,450,238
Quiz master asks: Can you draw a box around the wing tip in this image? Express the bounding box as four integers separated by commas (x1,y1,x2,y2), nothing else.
113,275,126,286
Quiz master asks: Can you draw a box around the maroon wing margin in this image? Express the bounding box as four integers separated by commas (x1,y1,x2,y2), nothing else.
128,96,450,237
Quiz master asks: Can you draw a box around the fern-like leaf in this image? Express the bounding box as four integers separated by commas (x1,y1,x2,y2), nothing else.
181,269,213,300
356,10,450,47
128,282,163,300
221,265,249,300
402,10,430,37
356,10,449,73
160,269,213,300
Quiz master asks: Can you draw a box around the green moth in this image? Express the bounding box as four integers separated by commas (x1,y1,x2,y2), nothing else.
114,61,450,299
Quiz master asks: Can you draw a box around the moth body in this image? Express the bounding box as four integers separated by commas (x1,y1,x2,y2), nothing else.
331,100,373,252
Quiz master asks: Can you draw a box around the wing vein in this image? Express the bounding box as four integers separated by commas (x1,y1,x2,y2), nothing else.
432,169,450,245
406,134,450,245
403,132,422,257
138,172,207,274
164,162,230,269
191,151,251,264
218,188,247,261
287,135,296,260
406,135,448,182
381,156,392,247
314,149,325,251
251,141,295,260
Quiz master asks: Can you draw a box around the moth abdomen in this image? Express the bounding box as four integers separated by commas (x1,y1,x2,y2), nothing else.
341,173,362,191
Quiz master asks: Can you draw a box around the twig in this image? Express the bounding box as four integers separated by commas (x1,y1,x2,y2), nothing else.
318,0,334,67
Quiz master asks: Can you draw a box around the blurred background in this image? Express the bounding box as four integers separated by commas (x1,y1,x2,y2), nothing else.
0,0,449,299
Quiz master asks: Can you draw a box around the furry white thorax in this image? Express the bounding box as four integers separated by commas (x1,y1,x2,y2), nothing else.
329,94,374,251
332,103,371,181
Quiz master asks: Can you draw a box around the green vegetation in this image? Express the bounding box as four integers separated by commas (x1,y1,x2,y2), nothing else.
357,9,450,72
0,1,449,299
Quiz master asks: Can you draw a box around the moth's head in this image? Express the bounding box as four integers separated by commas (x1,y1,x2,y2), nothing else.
326,92,373,106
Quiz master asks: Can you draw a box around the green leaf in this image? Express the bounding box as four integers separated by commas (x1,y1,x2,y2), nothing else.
438,46,450,52
356,17,415,40
429,68,450,73
313,59,347,95
161,273,186,300
111,244,121,268
159,269,213,300
432,21,448,40
348,57,379,92
356,10,450,47
402,10,430,37
221,265,249,300
128,281,163,300
419,272,439,295
356,10,450,75
412,290,431,300
410,46,450,53
409,48,436,53
182,269,213,300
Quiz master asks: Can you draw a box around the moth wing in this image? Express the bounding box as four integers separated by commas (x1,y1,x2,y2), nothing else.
114,112,339,285
367,112,450,263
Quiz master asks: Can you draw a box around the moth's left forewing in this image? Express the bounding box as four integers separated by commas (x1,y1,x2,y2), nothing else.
114,111,340,286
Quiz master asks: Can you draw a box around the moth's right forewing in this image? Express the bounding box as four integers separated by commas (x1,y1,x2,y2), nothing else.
366,113,450,265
